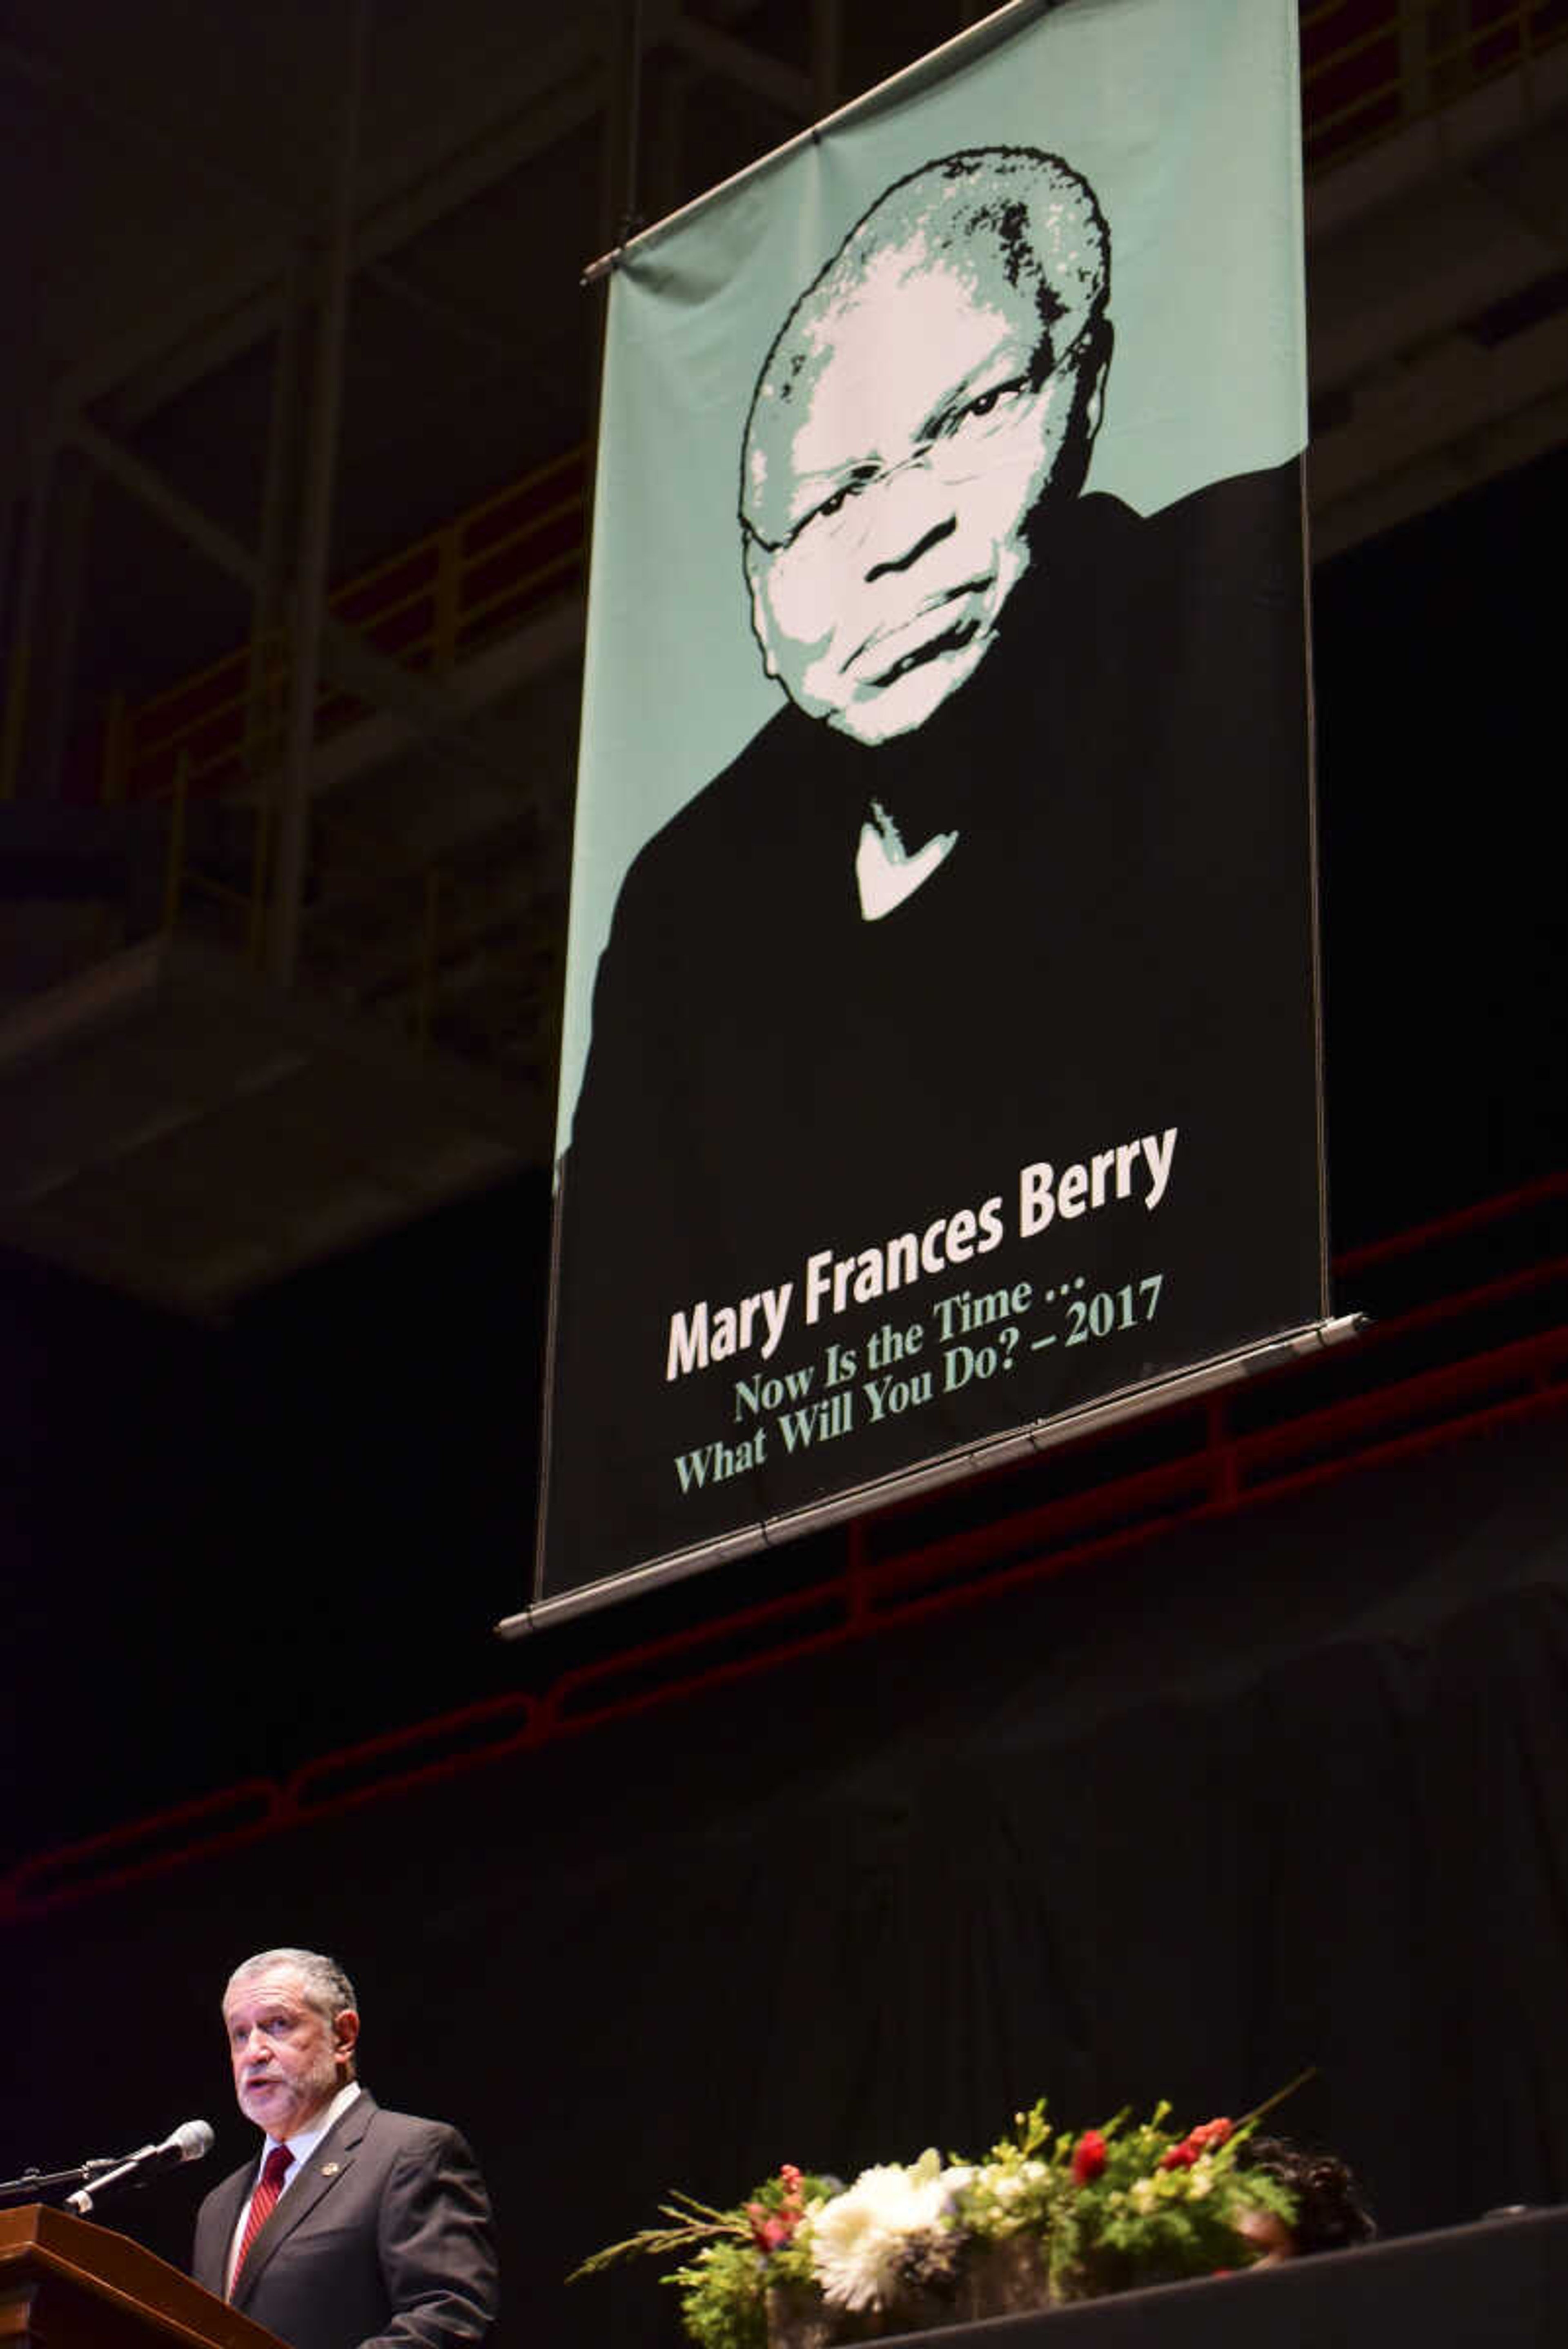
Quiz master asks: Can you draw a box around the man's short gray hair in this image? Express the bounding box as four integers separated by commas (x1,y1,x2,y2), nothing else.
226,1947,359,2026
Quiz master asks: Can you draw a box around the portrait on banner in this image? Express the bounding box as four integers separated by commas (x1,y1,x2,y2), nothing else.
539,5,1321,1604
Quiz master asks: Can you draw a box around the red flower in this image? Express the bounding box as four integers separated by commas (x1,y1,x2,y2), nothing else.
747,2174,807,2255
747,2205,793,2253
1157,2117,1231,2173
1072,2130,1108,2184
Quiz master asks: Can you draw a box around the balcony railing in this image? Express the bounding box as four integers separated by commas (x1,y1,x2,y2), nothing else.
100,443,588,809
75,2,1566,826
1301,0,1566,168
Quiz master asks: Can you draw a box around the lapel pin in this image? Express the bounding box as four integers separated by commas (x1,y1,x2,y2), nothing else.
320,2162,341,2176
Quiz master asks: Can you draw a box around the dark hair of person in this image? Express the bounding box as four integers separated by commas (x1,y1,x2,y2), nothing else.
1237,2133,1378,2255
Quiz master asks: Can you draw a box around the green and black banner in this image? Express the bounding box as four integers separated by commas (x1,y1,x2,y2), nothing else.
534,0,1323,1618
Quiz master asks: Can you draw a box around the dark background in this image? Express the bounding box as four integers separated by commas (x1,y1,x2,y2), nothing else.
0,432,1565,2345
4,438,1564,1871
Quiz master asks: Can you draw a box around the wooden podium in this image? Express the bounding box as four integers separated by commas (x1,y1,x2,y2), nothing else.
0,2205,286,2349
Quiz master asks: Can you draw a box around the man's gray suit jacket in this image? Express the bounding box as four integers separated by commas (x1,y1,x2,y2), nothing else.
192,2092,497,2349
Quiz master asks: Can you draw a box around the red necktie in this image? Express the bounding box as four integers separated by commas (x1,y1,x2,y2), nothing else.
230,2143,293,2294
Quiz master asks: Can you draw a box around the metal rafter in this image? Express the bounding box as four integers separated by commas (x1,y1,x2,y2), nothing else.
67,416,520,790
3,25,612,435
664,12,814,120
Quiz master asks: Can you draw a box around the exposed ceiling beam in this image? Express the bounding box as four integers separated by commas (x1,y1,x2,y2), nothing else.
664,11,814,120
1311,303,1568,551
0,35,304,225
67,418,258,594
1304,38,1568,243
67,416,522,789
49,38,609,432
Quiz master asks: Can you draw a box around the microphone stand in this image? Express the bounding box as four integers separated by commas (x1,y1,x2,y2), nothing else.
0,2156,123,2207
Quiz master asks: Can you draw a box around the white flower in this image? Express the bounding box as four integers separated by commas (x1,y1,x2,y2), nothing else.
1130,2178,1158,2216
809,2158,966,2311
1188,2157,1214,2200
969,2158,1047,2227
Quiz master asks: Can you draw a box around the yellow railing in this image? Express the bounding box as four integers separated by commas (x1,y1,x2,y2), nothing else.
161,750,275,966
1301,0,1566,168
98,1,1568,818
110,3,1565,810
111,442,588,809
101,0,1567,1050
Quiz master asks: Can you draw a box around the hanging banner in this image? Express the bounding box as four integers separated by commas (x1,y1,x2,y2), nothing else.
533,0,1322,1617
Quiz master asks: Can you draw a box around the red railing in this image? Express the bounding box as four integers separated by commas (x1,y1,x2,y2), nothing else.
4,1171,1563,1925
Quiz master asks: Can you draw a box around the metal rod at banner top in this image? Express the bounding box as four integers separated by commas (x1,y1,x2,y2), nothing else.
501,1315,1365,1639
581,0,1069,284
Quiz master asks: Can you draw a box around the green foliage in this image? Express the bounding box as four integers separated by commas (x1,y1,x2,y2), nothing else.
569,2080,1318,2344
953,2100,1071,2245
764,2225,819,2295
1047,2109,1299,2301
571,2169,836,2349
666,2238,769,2349
566,2190,747,2284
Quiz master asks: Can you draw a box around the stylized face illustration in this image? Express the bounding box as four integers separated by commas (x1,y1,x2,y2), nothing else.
741,209,1107,747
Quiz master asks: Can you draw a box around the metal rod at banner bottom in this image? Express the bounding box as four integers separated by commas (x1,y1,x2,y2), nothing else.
581,0,1071,284
501,1314,1366,1639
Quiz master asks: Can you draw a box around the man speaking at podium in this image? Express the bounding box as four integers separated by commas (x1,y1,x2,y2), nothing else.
192,1948,497,2349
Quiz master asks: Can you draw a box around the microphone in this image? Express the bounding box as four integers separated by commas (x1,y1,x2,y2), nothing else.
65,2120,214,2214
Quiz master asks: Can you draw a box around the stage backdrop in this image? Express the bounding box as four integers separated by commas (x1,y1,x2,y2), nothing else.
534,0,1325,1617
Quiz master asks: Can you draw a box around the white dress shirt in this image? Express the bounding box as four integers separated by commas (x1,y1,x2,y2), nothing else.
225,2080,362,2293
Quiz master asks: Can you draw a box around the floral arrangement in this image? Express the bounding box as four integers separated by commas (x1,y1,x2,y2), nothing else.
571,2083,1307,2349
570,2163,835,2349
1044,2104,1292,2301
